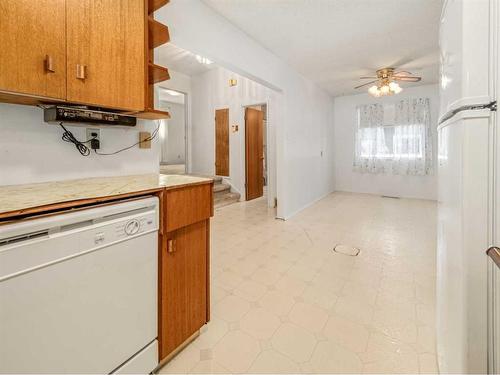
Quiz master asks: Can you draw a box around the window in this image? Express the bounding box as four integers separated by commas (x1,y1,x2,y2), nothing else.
353,98,433,175
358,125,425,159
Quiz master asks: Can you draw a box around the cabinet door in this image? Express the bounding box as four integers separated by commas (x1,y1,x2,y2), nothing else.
159,220,209,360
66,0,145,111
0,0,66,99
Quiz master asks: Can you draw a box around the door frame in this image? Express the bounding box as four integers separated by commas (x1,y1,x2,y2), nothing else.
242,101,276,209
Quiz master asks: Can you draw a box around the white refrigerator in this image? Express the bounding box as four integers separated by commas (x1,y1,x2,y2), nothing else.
437,0,499,373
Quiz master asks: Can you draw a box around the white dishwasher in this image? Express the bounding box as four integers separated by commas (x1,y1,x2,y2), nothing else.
0,197,159,374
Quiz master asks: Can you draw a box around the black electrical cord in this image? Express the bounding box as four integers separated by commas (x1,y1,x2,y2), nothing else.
59,123,93,156
94,123,160,156
58,120,160,157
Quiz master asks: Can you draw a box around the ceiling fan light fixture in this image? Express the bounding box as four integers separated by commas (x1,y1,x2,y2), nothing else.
380,85,390,95
388,81,399,91
359,67,420,97
368,85,380,96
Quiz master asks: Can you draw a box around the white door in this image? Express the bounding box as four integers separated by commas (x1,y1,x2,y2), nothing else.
439,0,492,118
437,112,491,374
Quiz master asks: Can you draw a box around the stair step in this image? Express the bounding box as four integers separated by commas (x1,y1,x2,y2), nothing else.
214,192,240,208
189,174,223,184
214,183,231,194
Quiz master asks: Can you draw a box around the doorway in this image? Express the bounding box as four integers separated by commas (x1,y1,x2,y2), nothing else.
245,105,266,201
158,88,188,175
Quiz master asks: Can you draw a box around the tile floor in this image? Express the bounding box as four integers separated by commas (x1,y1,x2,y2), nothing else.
159,192,438,374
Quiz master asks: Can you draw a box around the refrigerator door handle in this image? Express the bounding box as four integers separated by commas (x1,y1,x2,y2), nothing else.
487,247,500,269
439,101,497,125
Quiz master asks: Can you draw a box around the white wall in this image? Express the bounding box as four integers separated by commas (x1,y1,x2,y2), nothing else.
160,101,186,164
190,66,278,202
157,0,335,219
333,84,439,200
0,104,160,186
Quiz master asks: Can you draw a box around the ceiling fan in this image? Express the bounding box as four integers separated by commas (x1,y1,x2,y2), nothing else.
355,67,422,97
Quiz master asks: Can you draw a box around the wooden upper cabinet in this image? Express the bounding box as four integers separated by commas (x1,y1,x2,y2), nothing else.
66,0,146,111
0,0,66,100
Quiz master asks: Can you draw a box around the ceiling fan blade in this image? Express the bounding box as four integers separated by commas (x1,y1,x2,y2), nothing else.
394,70,414,76
394,76,422,82
359,76,377,79
354,80,377,89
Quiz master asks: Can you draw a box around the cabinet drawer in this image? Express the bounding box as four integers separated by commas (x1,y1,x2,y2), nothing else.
165,184,213,232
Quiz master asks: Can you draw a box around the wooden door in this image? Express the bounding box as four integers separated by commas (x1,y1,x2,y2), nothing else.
0,0,66,99
215,108,229,176
66,0,145,111
245,107,264,200
159,220,208,359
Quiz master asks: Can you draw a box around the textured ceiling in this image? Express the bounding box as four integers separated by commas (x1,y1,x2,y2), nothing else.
157,43,216,77
202,0,442,96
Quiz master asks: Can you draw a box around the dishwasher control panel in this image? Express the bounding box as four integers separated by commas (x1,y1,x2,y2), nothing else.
108,212,158,239
124,219,140,235
114,213,156,240
92,212,157,247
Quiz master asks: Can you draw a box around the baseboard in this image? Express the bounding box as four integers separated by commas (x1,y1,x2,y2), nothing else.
333,189,437,202
281,189,335,221
154,330,200,372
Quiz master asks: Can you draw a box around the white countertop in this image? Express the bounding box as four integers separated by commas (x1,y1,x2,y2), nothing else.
0,174,212,218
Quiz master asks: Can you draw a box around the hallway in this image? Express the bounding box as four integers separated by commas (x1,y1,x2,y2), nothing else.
160,192,438,374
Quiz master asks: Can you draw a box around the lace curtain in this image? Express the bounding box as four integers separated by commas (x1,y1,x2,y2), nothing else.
353,104,389,173
353,98,433,175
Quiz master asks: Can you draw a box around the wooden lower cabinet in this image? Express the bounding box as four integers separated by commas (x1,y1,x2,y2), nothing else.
158,183,213,361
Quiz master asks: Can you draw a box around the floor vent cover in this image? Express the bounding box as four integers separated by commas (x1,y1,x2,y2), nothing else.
333,244,360,256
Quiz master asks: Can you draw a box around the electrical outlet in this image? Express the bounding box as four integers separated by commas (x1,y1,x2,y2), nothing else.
86,128,101,150
86,128,101,143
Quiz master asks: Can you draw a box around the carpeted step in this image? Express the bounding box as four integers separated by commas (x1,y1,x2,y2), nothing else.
214,183,231,197
214,192,240,209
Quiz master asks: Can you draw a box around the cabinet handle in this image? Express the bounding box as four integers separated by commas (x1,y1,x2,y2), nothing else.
167,239,176,253
44,55,55,73
76,64,87,80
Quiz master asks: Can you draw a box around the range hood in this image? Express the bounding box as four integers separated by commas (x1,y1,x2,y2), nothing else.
44,105,137,127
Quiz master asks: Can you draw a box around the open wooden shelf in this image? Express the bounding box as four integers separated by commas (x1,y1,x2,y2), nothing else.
149,63,170,84
136,108,171,120
148,17,170,49
144,0,171,119
148,0,169,14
